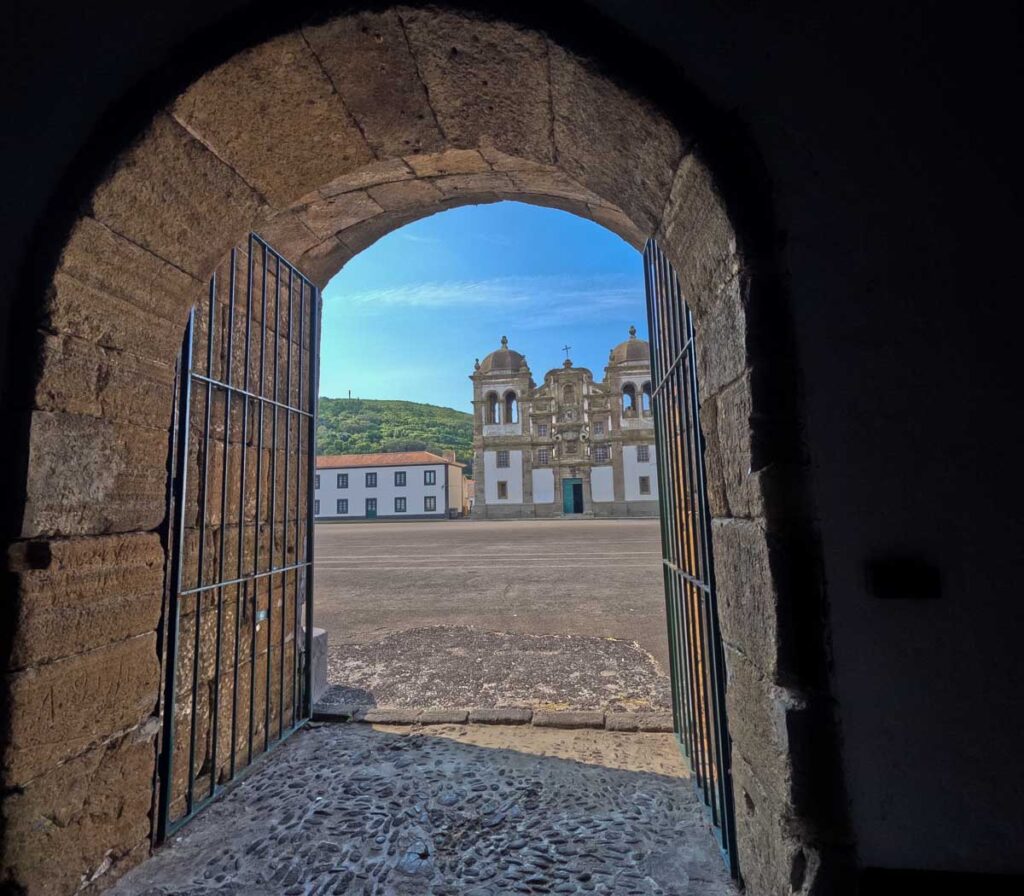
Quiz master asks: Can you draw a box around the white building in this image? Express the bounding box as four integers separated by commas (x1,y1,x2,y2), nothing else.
471,329,659,518
314,451,467,520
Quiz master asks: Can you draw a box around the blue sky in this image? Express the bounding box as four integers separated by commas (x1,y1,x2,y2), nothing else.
319,201,647,413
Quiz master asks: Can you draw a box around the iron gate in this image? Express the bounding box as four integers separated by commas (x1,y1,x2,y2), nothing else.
643,239,738,875
157,234,318,839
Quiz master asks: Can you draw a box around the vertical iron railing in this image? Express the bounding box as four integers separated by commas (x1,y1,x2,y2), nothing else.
157,234,318,840
643,239,737,876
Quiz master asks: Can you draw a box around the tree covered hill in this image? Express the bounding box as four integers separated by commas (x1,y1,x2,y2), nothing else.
316,398,474,472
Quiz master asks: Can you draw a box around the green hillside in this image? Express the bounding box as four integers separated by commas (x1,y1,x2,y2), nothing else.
316,398,474,473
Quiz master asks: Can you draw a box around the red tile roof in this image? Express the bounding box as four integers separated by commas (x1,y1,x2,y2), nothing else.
316,451,464,469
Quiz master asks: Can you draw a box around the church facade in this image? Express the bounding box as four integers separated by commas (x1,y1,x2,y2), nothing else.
471,329,659,518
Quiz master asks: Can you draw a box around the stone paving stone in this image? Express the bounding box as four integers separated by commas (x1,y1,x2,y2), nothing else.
468,706,533,725
326,625,672,713
636,712,675,733
533,710,606,729
360,707,419,725
606,712,642,731
418,709,470,725
106,724,738,896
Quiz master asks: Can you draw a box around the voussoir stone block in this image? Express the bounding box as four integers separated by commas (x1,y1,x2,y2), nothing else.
1,718,158,895
298,237,354,288
252,210,321,265
713,518,781,679
657,153,739,312
405,148,491,177
21,411,169,538
172,32,374,207
400,8,554,163
90,113,262,281
549,43,685,236
367,178,445,211
3,633,159,786
298,190,384,240
317,159,416,199
303,11,445,159
6,533,164,669
46,217,199,359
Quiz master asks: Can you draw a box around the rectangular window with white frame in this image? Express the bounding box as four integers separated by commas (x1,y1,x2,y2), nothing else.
537,423,549,437
424,495,437,512
593,420,605,436
338,473,348,488
366,472,377,487
424,469,436,485
637,444,650,463
496,450,510,468
314,499,320,515
537,448,550,465
337,498,348,514
395,497,407,513
314,474,320,489
394,470,406,487
594,444,609,463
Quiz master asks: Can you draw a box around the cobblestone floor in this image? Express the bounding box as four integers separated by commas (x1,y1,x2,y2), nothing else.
324,625,672,712
109,724,736,896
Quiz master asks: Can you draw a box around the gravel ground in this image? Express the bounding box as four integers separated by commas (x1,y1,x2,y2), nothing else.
107,723,736,896
323,625,671,713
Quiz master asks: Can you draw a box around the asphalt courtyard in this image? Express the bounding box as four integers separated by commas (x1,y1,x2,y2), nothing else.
313,519,670,710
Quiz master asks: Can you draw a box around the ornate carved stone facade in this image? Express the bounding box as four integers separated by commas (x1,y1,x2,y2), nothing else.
471,329,658,518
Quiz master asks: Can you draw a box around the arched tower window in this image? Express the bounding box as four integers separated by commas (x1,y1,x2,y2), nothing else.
504,391,518,424
642,381,652,414
622,383,637,417
485,391,500,425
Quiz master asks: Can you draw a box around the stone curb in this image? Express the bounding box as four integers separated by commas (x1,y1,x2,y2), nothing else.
311,704,673,733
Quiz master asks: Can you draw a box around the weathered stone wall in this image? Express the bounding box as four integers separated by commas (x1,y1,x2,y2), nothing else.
1,6,844,894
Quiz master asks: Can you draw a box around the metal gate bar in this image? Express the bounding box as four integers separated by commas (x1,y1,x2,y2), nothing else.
643,239,738,875
157,234,318,840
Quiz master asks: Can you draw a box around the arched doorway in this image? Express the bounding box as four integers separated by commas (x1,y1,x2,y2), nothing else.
1,6,844,895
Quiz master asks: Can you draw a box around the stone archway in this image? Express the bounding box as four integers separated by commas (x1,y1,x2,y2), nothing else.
2,5,846,894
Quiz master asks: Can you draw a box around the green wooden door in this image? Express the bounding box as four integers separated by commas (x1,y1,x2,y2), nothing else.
366,498,377,518
562,478,583,513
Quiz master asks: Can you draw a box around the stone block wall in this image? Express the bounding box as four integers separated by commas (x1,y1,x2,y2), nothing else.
1,6,846,894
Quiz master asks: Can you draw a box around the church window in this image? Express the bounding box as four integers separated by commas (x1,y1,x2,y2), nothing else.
537,448,550,465
642,382,652,414
485,392,500,424
314,500,320,515
594,420,605,436
637,444,651,463
504,391,518,423
424,469,437,485
338,473,348,488
537,422,548,437
594,445,610,463
366,472,377,487
394,471,406,486
622,383,637,416
425,495,437,511
337,499,348,514
497,450,510,468
395,497,407,513
497,481,508,499
639,476,651,495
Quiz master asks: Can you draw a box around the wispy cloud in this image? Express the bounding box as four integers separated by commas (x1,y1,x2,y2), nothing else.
399,232,442,244
330,273,642,326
